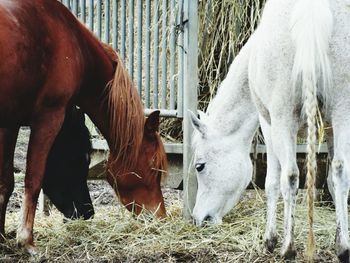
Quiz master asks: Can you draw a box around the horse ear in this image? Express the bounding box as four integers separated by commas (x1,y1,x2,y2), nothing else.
189,110,207,136
145,110,160,138
197,110,208,121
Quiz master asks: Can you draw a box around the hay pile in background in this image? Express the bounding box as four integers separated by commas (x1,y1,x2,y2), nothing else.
1,190,338,262
197,0,265,109
162,0,266,142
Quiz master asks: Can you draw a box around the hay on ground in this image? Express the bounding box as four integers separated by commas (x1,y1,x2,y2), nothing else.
0,190,339,262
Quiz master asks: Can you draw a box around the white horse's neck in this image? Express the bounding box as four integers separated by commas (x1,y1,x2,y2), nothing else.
206,40,258,145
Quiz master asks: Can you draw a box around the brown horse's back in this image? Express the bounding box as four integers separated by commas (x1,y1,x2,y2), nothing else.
0,0,85,126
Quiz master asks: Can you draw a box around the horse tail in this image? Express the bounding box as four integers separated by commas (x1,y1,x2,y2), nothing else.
290,0,332,260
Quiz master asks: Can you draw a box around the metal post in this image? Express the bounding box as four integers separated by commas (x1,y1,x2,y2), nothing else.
105,0,110,44
121,0,126,60
81,0,86,23
177,0,184,118
72,0,78,16
88,0,94,31
128,0,135,79
112,0,118,50
136,0,143,95
153,1,159,108
183,0,198,220
169,0,176,110
161,0,168,109
96,0,102,38
145,0,151,108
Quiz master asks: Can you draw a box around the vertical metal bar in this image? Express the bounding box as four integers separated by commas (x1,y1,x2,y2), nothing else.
112,0,118,50
177,0,184,117
63,0,69,8
183,0,198,220
136,0,143,95
88,0,94,31
105,0,110,44
153,1,159,108
161,0,168,109
96,0,102,38
81,0,86,23
72,0,78,16
169,0,176,110
128,0,134,79
145,0,151,108
121,0,126,59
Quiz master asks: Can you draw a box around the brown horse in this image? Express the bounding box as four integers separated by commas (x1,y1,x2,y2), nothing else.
0,0,167,253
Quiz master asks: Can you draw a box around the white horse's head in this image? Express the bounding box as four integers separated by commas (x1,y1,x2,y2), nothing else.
190,111,253,226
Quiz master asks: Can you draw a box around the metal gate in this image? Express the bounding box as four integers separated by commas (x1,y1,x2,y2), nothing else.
59,0,198,218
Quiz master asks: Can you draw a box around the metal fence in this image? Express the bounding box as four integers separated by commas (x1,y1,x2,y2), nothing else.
60,0,189,118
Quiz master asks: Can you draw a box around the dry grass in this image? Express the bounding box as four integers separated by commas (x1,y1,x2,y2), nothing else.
0,190,339,262
197,0,266,110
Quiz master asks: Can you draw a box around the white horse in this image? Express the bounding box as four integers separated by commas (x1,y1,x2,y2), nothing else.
190,0,350,261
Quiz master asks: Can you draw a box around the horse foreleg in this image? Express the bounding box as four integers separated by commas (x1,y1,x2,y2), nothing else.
260,117,281,253
0,128,19,239
270,117,299,260
330,122,350,262
16,111,64,254
326,128,335,203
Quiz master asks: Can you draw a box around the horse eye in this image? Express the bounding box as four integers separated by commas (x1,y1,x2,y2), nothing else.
195,163,206,172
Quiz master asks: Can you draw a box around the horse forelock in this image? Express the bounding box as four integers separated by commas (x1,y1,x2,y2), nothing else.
106,52,144,174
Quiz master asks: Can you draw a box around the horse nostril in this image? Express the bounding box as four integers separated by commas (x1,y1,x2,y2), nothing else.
203,215,212,222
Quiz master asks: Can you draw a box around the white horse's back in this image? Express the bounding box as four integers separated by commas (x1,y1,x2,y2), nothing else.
251,0,350,110
329,0,350,103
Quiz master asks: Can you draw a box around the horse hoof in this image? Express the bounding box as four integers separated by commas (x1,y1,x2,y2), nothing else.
26,244,38,255
281,244,297,260
265,235,278,253
17,235,37,255
17,240,38,255
338,249,350,263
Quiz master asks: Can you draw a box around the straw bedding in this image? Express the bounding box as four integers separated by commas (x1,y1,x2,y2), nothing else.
0,179,339,262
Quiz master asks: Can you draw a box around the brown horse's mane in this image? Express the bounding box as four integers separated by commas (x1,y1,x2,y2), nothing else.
104,45,168,179
105,49,144,174
105,49,167,179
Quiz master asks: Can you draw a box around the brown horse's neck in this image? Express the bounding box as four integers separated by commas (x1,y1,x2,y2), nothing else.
76,34,115,147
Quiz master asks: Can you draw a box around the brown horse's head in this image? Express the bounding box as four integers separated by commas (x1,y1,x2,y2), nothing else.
107,111,167,217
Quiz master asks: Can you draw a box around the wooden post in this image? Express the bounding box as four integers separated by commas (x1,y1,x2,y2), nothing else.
183,0,198,220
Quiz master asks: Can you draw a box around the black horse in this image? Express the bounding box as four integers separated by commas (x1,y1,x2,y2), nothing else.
42,106,94,220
